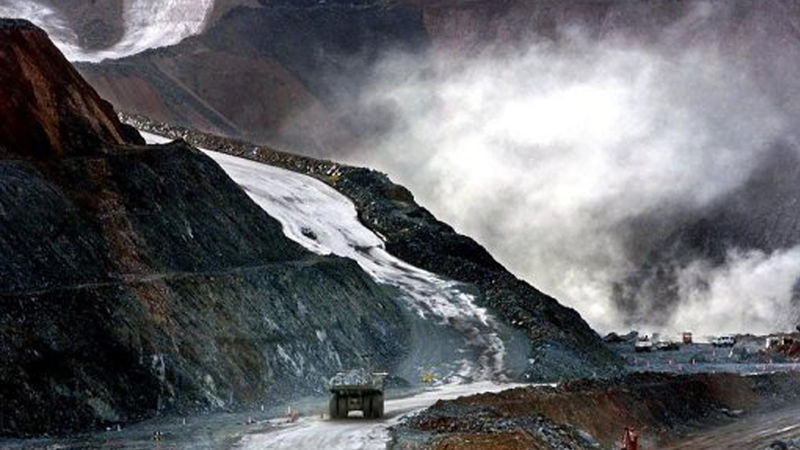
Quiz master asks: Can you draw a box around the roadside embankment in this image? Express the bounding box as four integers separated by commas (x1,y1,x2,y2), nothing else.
390,372,800,449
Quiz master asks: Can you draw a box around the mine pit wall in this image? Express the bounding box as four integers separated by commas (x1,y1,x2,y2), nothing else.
120,112,623,382
0,141,411,437
391,372,800,450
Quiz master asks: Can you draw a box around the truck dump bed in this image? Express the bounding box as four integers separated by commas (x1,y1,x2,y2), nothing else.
329,369,384,391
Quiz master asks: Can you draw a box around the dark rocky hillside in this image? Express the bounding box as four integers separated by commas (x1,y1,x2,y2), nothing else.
0,19,409,437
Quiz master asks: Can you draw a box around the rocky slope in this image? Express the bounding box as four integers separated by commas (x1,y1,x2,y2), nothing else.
0,17,627,439
0,18,138,158
122,113,623,381
0,19,410,437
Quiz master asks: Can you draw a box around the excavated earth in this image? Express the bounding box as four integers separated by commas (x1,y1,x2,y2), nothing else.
389,372,800,450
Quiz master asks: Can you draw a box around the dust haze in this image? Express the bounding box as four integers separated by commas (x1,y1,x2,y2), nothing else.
350,4,800,336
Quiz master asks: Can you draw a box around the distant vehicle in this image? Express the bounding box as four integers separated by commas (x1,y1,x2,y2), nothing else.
682,332,693,344
766,335,797,350
712,335,736,347
329,369,386,419
766,336,782,349
655,340,680,351
634,337,653,353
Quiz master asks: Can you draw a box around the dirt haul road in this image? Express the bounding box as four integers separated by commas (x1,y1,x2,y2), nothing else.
235,382,521,450
664,403,800,449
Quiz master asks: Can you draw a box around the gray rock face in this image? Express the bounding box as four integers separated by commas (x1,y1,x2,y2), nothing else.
0,19,408,437
0,143,409,436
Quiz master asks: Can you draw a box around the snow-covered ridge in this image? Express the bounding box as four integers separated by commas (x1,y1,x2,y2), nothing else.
141,132,506,380
0,0,214,62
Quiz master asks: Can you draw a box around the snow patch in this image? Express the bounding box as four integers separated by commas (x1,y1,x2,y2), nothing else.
140,132,506,379
203,149,506,379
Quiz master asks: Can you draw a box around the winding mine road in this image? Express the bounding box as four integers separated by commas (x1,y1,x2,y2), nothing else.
235,382,519,450
664,404,800,449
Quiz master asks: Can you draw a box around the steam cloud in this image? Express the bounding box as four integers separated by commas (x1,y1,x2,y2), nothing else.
353,11,798,336
671,246,800,336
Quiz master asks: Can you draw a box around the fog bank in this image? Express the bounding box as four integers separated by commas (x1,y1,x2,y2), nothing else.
355,22,797,335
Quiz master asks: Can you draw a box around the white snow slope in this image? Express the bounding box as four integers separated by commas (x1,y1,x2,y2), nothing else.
0,0,213,62
141,132,506,380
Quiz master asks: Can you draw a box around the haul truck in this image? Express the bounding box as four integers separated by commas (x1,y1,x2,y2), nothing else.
329,369,386,419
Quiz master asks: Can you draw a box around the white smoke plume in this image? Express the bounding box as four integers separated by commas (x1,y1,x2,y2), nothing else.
670,246,800,336
354,25,793,335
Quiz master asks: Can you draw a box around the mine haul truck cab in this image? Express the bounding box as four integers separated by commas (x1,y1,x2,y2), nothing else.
329,370,386,419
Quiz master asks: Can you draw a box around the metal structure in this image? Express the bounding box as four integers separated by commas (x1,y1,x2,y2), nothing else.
712,335,736,347
634,336,653,353
655,340,680,351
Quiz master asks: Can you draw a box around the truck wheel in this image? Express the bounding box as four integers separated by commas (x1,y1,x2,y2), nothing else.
374,394,384,418
366,394,382,419
363,394,373,419
338,395,348,419
329,394,339,419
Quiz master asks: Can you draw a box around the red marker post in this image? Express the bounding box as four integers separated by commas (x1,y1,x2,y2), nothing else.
621,427,639,450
